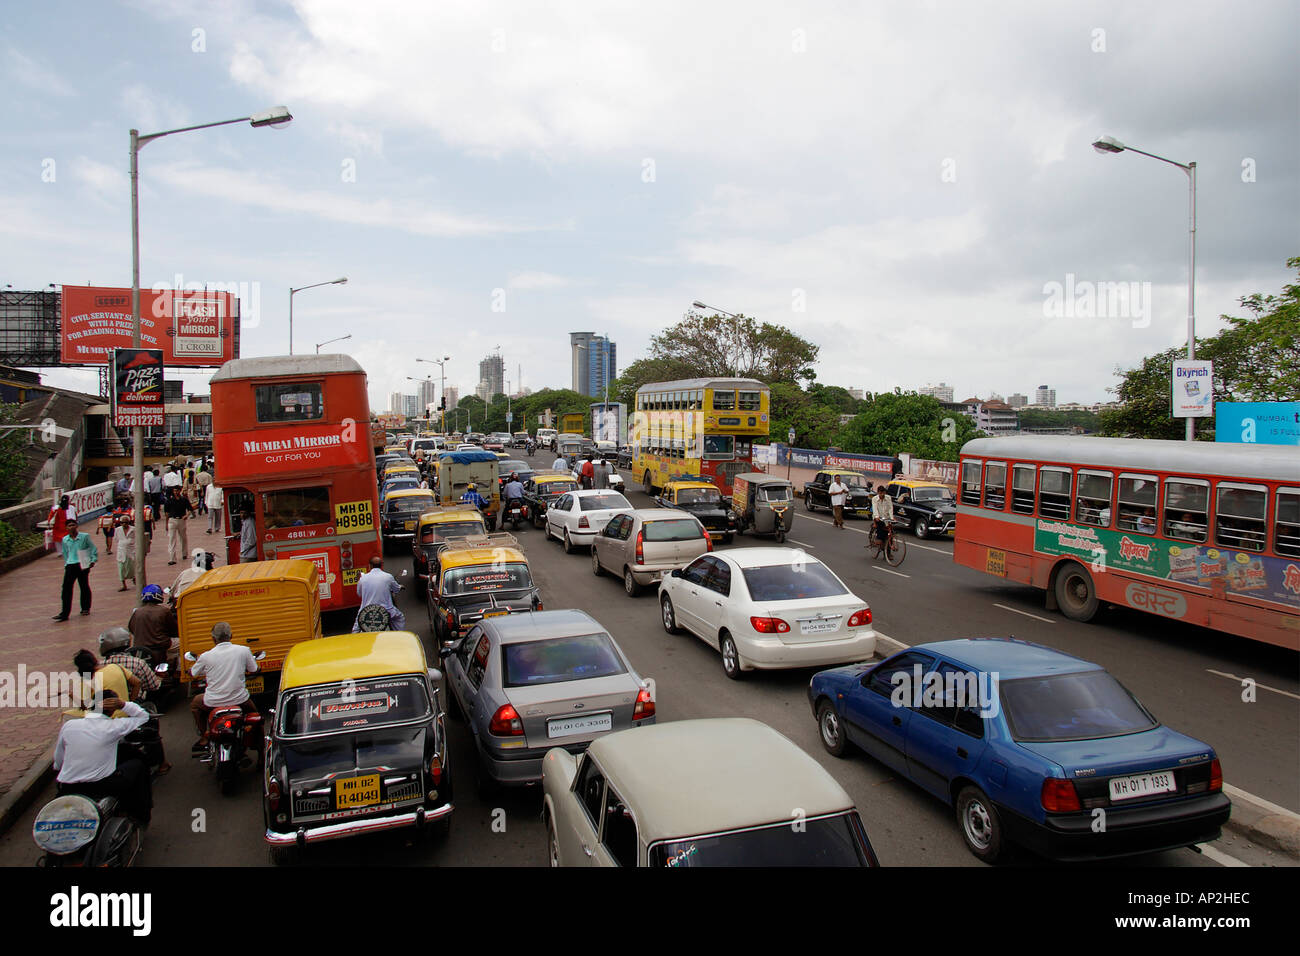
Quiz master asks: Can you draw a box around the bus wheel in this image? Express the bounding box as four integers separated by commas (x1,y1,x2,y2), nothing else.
642,471,654,495
1054,562,1099,622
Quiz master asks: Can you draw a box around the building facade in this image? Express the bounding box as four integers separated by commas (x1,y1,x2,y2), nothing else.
478,354,504,400
1034,385,1057,408
919,382,955,403
570,332,616,397
415,378,437,415
443,385,459,410
1007,393,1028,408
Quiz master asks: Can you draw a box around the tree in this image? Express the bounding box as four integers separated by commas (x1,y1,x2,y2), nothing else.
0,405,31,508
648,311,818,385
1100,257,1300,439
769,382,846,450
839,392,981,461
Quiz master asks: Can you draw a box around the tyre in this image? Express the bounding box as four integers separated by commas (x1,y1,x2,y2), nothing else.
956,785,1005,863
804,494,813,512
219,775,237,797
1054,561,1099,622
643,471,654,495
591,548,604,576
660,595,681,634
915,517,930,539
563,530,576,554
546,817,560,867
774,527,786,544
624,567,641,597
719,633,743,681
885,533,907,567
816,700,848,757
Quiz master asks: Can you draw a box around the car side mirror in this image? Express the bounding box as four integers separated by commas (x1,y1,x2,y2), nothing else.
253,651,267,661
670,568,683,579
427,667,443,684
183,651,197,663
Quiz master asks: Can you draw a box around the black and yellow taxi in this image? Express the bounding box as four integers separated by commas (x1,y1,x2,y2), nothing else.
412,505,488,579
521,471,580,529
655,478,737,543
426,535,542,643
381,487,437,552
262,631,452,864
802,469,876,516
885,478,958,539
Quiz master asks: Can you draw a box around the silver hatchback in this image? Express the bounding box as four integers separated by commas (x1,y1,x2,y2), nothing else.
591,508,712,596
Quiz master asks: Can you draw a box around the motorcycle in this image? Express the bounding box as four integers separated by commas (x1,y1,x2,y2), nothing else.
503,498,525,530
525,440,537,457
33,793,142,867
186,650,267,796
126,645,179,710
607,472,626,493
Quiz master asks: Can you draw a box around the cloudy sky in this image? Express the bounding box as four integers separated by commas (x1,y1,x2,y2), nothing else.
4,0,1297,413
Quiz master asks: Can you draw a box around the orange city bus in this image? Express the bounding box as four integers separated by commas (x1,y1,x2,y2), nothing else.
631,377,770,496
953,436,1300,650
210,355,382,612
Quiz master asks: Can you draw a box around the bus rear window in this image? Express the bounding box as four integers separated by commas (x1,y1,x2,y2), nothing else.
738,391,762,411
256,383,324,423
712,390,736,411
262,487,332,529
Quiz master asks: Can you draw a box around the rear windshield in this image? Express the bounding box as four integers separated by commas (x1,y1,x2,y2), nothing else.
387,495,436,515
741,562,849,601
501,633,627,688
278,677,430,737
910,487,954,503
580,493,631,512
419,520,484,543
538,481,577,495
1000,671,1158,742
644,519,705,542
443,562,533,595
649,813,869,867
677,488,721,505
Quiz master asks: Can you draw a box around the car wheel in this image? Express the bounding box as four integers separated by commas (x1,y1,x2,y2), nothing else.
624,567,641,597
915,517,929,539
720,632,743,681
563,530,576,554
817,700,848,757
804,494,813,512
546,817,560,867
660,595,681,634
591,548,604,576
1054,561,1099,622
956,785,1005,863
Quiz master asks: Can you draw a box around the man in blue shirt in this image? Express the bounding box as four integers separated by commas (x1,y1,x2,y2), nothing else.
460,482,488,510
352,556,405,632
499,473,524,526
53,518,98,621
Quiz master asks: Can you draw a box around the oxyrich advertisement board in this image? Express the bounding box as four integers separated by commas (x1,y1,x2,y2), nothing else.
1171,359,1214,418
111,348,164,427
61,286,237,366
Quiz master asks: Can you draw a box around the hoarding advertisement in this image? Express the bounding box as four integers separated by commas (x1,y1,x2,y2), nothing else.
60,285,236,366
214,426,371,477
111,348,164,427
1214,401,1300,446
1171,359,1214,418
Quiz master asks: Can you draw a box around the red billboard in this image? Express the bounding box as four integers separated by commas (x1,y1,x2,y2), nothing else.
60,286,238,366
111,348,165,427
213,424,371,481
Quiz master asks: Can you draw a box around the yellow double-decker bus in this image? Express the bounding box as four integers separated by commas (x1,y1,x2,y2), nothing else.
631,377,771,496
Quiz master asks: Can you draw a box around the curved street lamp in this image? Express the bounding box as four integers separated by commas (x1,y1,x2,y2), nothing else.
316,333,351,354
289,277,348,356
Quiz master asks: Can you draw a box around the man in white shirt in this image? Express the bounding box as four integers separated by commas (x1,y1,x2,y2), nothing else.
352,556,405,632
162,464,182,490
54,691,153,823
205,482,223,533
144,467,162,513
552,454,569,472
869,485,894,556
827,475,848,529
189,622,259,750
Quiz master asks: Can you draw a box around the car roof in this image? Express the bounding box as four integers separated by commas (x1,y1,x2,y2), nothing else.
911,638,1102,678
281,632,427,689
893,479,949,489
387,489,435,501
587,718,854,841
535,474,575,483
480,608,604,644
664,480,716,490
630,508,702,522
418,508,484,526
715,546,824,569
572,489,631,498
439,546,527,570
823,469,871,479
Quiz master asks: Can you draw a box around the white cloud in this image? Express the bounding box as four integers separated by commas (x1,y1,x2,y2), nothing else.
507,271,574,290
5,48,76,97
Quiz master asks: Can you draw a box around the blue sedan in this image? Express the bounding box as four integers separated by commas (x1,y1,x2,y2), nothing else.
808,638,1230,863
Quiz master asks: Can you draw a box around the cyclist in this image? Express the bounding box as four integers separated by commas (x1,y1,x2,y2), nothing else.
869,485,894,557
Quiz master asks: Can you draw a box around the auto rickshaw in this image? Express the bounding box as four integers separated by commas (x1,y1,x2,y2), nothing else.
731,472,795,543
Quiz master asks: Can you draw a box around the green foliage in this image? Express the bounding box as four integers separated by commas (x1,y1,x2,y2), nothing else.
1018,408,1100,432
644,312,819,385
0,404,31,508
452,388,596,436
769,382,846,450
0,520,42,560
838,392,981,461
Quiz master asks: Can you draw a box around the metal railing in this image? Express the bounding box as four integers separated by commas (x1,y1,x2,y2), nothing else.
85,436,214,459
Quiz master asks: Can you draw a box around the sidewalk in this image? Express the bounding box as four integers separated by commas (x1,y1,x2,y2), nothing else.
0,516,225,800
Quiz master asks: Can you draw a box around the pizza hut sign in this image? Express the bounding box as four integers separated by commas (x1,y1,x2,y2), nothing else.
111,348,164,428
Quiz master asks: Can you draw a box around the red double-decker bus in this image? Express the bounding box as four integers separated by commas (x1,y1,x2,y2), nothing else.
953,436,1300,650
210,355,381,612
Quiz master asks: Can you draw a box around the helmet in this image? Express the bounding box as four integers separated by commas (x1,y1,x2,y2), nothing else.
98,626,130,654
467,483,477,491
141,584,165,603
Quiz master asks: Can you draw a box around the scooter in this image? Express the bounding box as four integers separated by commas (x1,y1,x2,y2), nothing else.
126,645,179,711
33,793,142,867
186,650,266,796
503,498,525,531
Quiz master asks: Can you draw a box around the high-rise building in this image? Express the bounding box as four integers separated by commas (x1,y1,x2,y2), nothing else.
919,382,955,403
401,394,419,418
570,332,616,397
415,379,437,415
389,391,404,416
478,353,504,399
1034,385,1057,408
847,387,864,401
443,385,459,410
1007,393,1028,408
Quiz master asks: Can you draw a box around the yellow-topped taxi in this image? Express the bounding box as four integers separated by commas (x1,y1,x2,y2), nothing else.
380,487,438,551
412,505,488,578
426,535,542,643
883,477,958,539
262,631,452,863
521,471,580,529
655,478,737,543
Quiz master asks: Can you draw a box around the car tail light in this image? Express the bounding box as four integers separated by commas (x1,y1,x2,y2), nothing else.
578,516,589,529
750,616,790,634
489,704,524,736
704,534,714,552
1041,778,1081,812
266,775,282,812
429,754,443,786
848,608,873,627
1209,758,1222,792
635,530,644,564
633,687,655,721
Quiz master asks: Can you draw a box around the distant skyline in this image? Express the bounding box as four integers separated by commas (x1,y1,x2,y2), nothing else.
6,1,1295,414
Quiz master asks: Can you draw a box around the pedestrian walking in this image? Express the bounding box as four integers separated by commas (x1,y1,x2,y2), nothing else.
47,494,77,549
828,475,847,529
205,481,223,534
53,518,98,621
144,468,162,514
196,464,213,515
580,456,595,490
115,517,137,591
98,508,117,555
165,486,195,565
239,508,257,562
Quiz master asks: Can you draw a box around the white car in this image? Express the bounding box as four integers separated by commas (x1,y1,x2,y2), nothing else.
657,547,876,679
545,489,633,554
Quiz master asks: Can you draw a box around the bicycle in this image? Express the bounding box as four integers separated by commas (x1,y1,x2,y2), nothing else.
869,519,907,567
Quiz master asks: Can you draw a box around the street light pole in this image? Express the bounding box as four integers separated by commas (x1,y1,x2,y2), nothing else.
417,356,450,433
1092,135,1197,441
130,105,291,587
289,277,348,356
693,301,742,377
316,333,352,354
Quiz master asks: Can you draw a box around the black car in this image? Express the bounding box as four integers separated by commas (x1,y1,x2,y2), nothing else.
521,474,580,528
655,479,737,543
803,470,875,516
885,480,957,539
380,490,438,553
497,460,535,492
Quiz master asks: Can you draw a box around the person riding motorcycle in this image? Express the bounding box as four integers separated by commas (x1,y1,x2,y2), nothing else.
54,690,154,824
95,628,172,774
460,482,489,511
190,622,259,752
127,585,179,667
352,555,405,632
499,472,525,526
525,438,537,456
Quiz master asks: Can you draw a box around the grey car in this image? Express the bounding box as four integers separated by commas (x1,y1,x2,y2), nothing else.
439,609,656,791
591,508,712,597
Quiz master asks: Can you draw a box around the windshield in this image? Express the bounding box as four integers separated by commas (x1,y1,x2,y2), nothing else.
420,520,484,543
443,562,533,595
911,488,954,504
741,562,849,601
650,813,869,867
759,486,792,502
1000,671,1157,741
502,633,627,688
538,481,578,496
580,493,631,511
644,519,705,542
387,495,436,515
278,677,430,737
677,488,721,506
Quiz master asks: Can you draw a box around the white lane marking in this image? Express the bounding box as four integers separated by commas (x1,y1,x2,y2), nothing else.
1196,843,1249,867
1206,670,1300,702
909,541,952,555
1223,783,1300,822
871,566,911,579
992,602,1056,624
785,538,817,549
